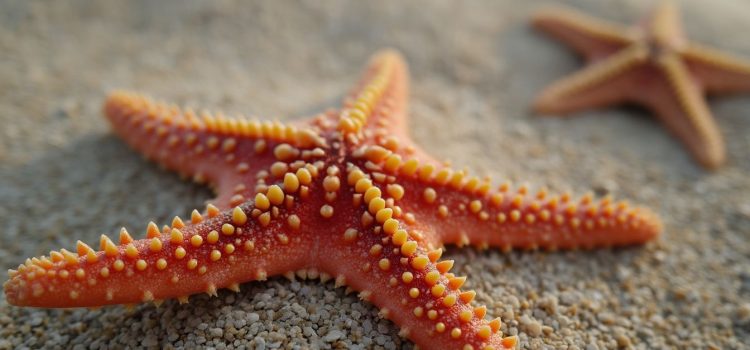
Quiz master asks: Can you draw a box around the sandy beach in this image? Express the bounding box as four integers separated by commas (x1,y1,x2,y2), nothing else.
1,0,749,348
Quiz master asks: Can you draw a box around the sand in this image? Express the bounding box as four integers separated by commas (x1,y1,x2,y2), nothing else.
1,0,749,349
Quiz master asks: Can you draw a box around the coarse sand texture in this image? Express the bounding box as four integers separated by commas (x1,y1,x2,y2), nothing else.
1,1,749,349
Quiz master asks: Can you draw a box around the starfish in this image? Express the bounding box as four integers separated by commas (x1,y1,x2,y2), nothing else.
3,50,662,349
532,1,750,170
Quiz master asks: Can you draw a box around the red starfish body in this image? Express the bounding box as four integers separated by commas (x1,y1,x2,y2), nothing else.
532,1,750,169
4,50,661,349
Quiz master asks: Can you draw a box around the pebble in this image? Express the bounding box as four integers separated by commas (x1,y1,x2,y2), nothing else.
615,333,631,348
142,334,158,347
598,312,616,325
323,329,344,342
253,337,266,350
28,315,44,327
738,303,750,322
209,328,224,338
520,315,543,337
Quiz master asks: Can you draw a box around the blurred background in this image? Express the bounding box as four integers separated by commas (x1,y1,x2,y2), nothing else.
1,1,748,349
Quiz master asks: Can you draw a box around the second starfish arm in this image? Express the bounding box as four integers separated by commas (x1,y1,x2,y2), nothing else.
649,53,726,169
532,5,635,61
533,44,649,114
3,201,313,308
104,91,325,209
682,43,750,93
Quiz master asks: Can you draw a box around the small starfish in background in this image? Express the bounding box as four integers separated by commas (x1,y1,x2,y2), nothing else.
532,0,750,170
4,50,661,349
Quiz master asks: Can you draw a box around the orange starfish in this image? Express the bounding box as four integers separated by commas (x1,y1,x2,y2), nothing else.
532,1,750,170
4,50,661,349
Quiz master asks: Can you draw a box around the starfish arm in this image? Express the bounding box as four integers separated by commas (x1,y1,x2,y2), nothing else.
533,44,649,114
650,53,726,169
337,50,421,152
3,201,312,308
682,44,750,93
316,174,517,350
532,5,635,60
104,91,326,209
337,50,449,169
354,151,660,251
647,0,684,49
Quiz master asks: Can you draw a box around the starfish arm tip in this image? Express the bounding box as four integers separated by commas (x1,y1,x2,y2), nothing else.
531,91,560,115
695,145,726,171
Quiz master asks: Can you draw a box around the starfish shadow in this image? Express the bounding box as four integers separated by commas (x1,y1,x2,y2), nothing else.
0,133,212,272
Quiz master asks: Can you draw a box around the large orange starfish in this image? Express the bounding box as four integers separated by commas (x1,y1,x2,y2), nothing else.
3,50,661,349
532,1,750,170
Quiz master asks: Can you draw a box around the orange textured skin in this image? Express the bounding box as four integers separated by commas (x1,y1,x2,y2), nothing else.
4,50,661,350
532,1,750,170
